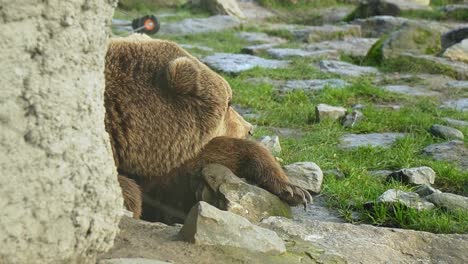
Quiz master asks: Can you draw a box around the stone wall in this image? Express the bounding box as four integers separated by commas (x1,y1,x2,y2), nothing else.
0,0,122,263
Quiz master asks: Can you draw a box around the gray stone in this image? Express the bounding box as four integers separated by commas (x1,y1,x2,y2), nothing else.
351,16,409,38
374,189,435,211
441,98,468,112
0,1,122,263
443,118,468,127
342,110,364,128
197,0,246,19
269,127,305,139
422,140,468,170
236,32,286,44
180,201,286,254
443,39,468,63
319,60,379,77
259,135,281,154
315,104,347,122
242,43,279,55
387,166,436,185
283,162,323,194
275,79,349,95
292,195,345,223
292,24,362,43
200,164,292,222
369,170,393,180
351,0,431,19
340,133,406,149
414,184,441,197
159,15,240,35
179,44,214,52
430,124,464,140
441,27,468,50
99,258,171,264
261,216,468,264
266,48,339,60
202,53,288,74
236,0,275,21
305,38,379,57
383,85,440,96
426,193,468,212
399,54,468,80
446,80,468,89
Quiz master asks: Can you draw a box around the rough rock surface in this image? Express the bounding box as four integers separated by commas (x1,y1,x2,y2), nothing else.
430,124,464,140
305,38,379,57
275,79,349,95
99,258,171,264
0,1,122,263
200,164,292,222
426,193,468,212
319,60,379,77
383,85,440,96
202,53,288,74
371,189,435,211
340,133,406,149
443,39,468,63
399,54,468,80
441,98,468,112
159,15,240,35
342,110,364,128
236,32,286,44
261,216,468,264
444,117,468,127
351,0,431,19
293,24,361,43
387,166,436,185
267,48,339,60
259,135,282,154
441,27,468,50
197,0,246,19
315,104,347,122
283,162,323,194
180,202,286,254
422,140,468,170
414,184,441,197
351,16,408,38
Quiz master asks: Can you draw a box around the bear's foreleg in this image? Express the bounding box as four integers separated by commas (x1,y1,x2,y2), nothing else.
196,136,312,206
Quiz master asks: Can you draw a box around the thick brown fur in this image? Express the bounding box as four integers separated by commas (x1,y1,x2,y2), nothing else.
104,35,309,220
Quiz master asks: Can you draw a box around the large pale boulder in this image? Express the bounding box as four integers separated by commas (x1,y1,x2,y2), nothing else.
197,0,246,19
0,1,122,264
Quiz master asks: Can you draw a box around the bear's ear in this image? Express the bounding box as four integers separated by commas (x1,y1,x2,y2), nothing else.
166,57,200,95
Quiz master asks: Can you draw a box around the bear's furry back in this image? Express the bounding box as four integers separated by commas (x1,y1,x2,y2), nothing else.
104,36,230,184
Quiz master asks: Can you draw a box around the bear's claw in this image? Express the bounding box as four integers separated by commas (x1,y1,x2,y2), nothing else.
275,182,313,207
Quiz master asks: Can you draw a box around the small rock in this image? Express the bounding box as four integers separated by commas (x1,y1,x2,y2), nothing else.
387,166,436,185
319,60,379,77
275,79,349,96
259,135,281,154
443,118,468,127
159,15,240,35
342,110,364,128
266,48,339,60
426,193,468,212
371,189,435,211
443,39,468,64
423,140,468,170
441,98,468,112
368,170,393,180
99,258,171,264
236,32,286,44
179,201,286,254
340,133,406,149
200,164,292,222
441,27,468,51
202,53,288,74
305,38,379,57
430,124,464,140
383,85,440,96
283,162,323,194
315,103,347,122
414,184,441,197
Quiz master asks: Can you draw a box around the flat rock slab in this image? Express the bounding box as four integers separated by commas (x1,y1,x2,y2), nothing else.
292,24,361,43
99,258,170,264
443,118,468,127
305,38,379,57
351,16,409,38
430,124,464,140
276,79,349,95
383,85,440,96
266,48,339,60
180,202,286,254
261,217,468,264
340,133,406,149
319,60,379,77
400,53,468,80
422,140,468,170
426,193,468,212
441,98,468,112
236,32,286,44
202,53,288,74
159,15,240,35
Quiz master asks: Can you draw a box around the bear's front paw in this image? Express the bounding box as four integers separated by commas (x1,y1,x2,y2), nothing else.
273,181,313,207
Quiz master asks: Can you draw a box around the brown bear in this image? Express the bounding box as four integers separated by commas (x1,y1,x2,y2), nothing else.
104,34,311,220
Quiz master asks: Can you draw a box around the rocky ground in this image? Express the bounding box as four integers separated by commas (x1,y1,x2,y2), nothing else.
105,0,468,263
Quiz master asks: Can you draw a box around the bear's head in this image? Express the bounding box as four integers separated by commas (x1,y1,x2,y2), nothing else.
164,56,253,140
